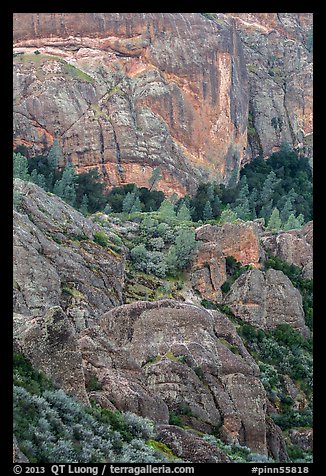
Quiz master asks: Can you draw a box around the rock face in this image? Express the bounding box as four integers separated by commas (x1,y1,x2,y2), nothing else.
196,221,263,266
288,428,313,452
225,13,313,160
156,425,230,463
13,13,249,195
191,242,226,301
13,13,313,197
261,221,313,279
13,307,89,403
90,300,269,455
265,417,289,462
189,221,263,302
13,179,125,328
224,269,309,335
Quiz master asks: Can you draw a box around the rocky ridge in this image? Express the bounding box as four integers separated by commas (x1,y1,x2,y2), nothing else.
13,178,125,328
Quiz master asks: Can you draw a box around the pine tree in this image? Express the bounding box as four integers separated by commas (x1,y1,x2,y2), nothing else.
267,208,282,231
284,213,300,231
212,194,222,217
53,163,77,207
203,200,213,221
80,194,89,215
47,139,63,171
103,203,112,215
177,203,191,221
238,175,250,199
30,169,47,190
131,196,142,213
233,199,251,220
13,152,30,181
259,170,281,221
148,167,162,191
297,214,305,228
206,182,215,202
158,199,176,220
168,229,197,270
280,189,297,223
122,192,136,213
232,176,251,220
249,188,259,219
219,206,238,225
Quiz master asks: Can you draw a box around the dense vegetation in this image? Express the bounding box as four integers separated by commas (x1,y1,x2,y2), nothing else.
183,142,312,226
221,256,252,294
14,141,312,233
13,353,177,463
13,144,165,216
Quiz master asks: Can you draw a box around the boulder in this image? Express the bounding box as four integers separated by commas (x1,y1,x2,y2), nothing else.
13,307,89,404
224,269,309,335
156,425,230,463
191,242,226,301
97,300,268,454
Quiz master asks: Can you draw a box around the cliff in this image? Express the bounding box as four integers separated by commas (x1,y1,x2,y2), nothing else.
13,13,249,195
225,13,313,161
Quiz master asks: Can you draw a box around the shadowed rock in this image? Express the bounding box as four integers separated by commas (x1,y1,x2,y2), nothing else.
224,269,309,335
13,179,125,328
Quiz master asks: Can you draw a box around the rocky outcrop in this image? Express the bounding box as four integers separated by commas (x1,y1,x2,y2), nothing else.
85,300,268,454
156,425,230,463
13,307,89,403
261,221,313,279
265,417,289,462
191,242,226,301
196,221,263,267
13,179,125,328
225,13,313,160
288,428,313,452
13,13,249,194
224,269,309,335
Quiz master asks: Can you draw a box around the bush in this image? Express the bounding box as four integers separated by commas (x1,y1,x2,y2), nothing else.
168,412,183,427
13,357,171,463
93,231,108,248
86,375,102,392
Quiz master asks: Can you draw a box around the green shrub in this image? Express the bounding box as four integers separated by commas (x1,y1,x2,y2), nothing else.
86,375,102,392
93,231,108,248
168,412,183,427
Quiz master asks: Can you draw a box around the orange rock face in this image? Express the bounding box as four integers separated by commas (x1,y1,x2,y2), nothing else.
13,13,312,193
196,222,262,267
13,13,249,195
